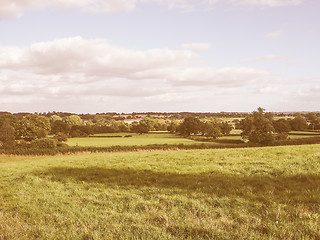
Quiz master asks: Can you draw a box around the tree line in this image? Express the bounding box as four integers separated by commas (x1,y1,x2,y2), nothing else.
0,108,319,149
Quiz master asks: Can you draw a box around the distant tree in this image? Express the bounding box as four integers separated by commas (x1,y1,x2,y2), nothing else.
118,122,130,132
177,117,201,136
131,122,149,134
0,120,16,148
66,115,83,126
273,119,291,133
51,120,70,135
54,132,68,142
139,117,158,131
233,119,241,130
69,125,92,137
50,115,62,122
264,112,274,121
305,113,320,130
167,120,179,133
240,108,275,145
16,114,51,141
202,120,222,139
290,114,308,131
220,122,232,135
0,114,19,138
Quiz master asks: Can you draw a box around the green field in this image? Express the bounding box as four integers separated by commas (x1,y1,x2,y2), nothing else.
66,132,320,148
290,131,320,135
67,133,216,147
1,145,320,239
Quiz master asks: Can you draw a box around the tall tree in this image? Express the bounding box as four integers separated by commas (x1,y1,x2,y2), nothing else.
178,117,201,136
240,108,275,145
16,114,51,141
290,114,308,131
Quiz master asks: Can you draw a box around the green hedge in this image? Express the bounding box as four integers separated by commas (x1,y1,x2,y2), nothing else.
1,137,320,156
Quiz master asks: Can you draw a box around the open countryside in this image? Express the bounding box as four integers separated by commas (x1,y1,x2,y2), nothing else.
1,1,320,238
1,109,320,239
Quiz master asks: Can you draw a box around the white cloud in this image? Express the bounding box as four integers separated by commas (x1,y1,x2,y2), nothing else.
0,0,196,20
0,0,306,20
0,36,197,78
168,67,276,87
265,30,282,38
248,54,294,62
231,0,304,7
181,43,211,52
0,36,288,112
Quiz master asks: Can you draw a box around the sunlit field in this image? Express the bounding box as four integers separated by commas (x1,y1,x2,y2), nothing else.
1,145,320,239
67,133,217,147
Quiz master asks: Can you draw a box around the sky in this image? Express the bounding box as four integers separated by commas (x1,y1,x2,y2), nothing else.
0,0,319,113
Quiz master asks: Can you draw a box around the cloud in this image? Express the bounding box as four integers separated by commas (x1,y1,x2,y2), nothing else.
0,0,306,20
0,36,197,79
231,0,304,7
181,43,211,52
168,67,275,87
0,0,196,20
0,36,289,112
0,36,278,88
265,30,282,38
248,54,294,62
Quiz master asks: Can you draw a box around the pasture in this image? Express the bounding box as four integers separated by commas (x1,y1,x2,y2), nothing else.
67,133,217,147
1,144,320,239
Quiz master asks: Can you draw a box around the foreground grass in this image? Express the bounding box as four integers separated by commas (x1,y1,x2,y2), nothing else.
67,133,216,147
1,145,320,239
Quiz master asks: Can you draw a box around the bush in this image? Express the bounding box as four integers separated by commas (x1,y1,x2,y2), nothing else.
17,139,30,148
0,121,16,149
275,132,288,141
54,132,68,142
31,138,57,149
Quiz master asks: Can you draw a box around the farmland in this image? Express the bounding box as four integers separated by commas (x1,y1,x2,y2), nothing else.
66,133,218,147
1,144,320,239
66,131,320,148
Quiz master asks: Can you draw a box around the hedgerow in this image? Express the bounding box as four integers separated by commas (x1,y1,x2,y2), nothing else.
1,137,320,155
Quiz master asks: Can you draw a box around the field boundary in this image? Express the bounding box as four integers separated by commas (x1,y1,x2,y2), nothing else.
2,136,320,156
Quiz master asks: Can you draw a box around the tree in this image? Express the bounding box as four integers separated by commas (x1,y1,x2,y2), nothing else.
240,108,275,145
139,117,158,131
273,119,291,133
290,114,308,131
305,113,320,130
202,120,222,139
54,132,68,142
0,120,16,148
0,114,19,139
220,122,232,135
177,117,201,136
66,115,83,126
16,114,51,141
50,115,62,122
167,120,179,133
130,122,149,134
51,120,70,135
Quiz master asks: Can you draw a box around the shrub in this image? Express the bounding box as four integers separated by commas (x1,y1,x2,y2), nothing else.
0,121,16,149
275,132,288,141
31,138,57,149
54,132,68,142
17,139,30,148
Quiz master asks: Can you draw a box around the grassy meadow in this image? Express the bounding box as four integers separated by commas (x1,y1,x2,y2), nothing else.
66,131,320,149
67,133,217,147
1,144,320,239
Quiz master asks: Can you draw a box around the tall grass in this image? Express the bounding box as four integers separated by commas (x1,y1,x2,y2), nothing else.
1,145,320,239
